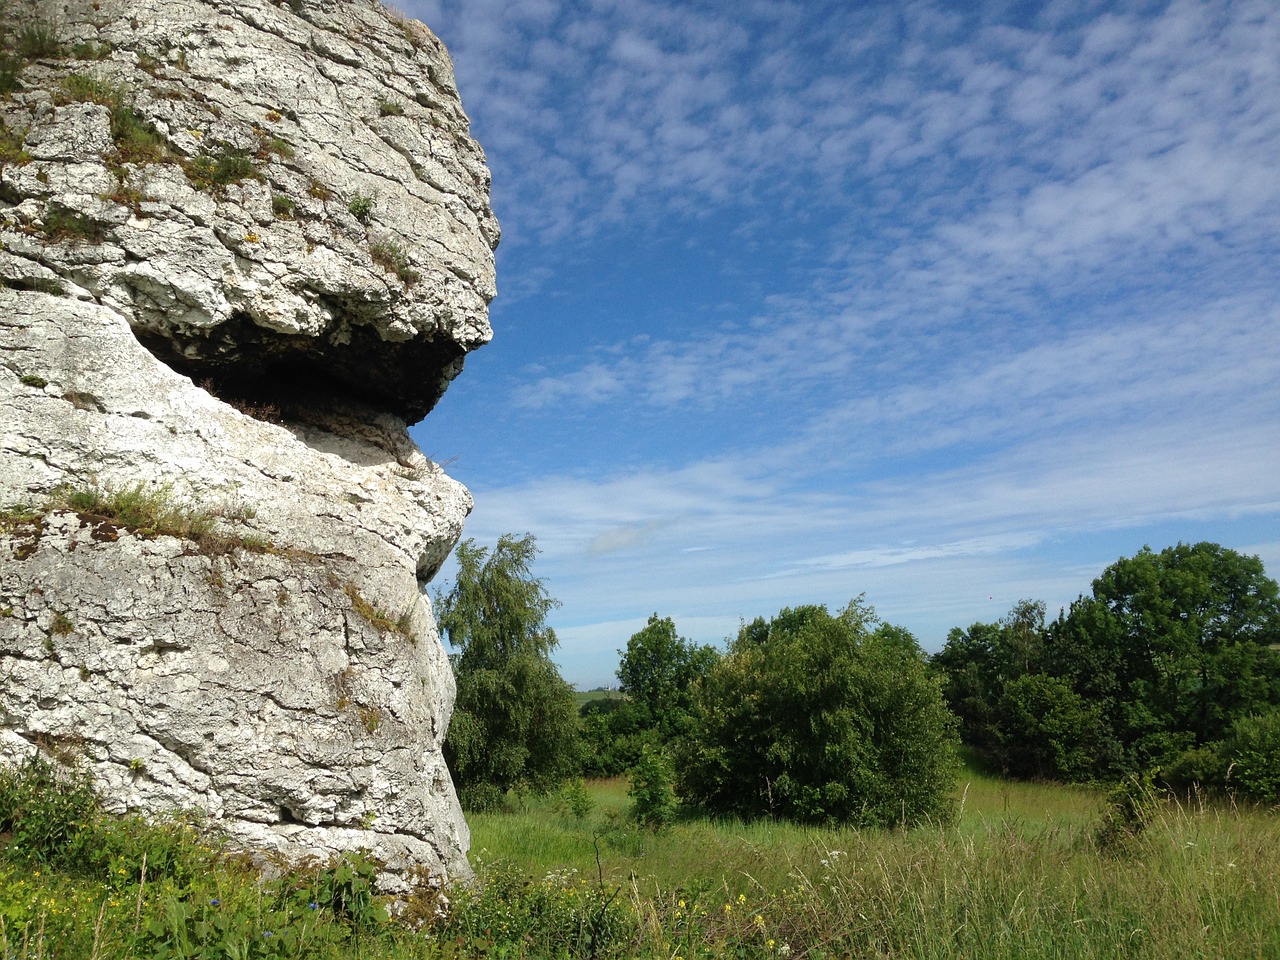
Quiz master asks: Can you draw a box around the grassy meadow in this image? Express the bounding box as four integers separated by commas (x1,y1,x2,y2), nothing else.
2,757,1278,959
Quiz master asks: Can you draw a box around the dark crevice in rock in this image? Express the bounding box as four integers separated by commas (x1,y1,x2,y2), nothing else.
130,312,466,424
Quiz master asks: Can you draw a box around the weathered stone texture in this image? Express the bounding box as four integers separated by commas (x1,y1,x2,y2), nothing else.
0,0,498,888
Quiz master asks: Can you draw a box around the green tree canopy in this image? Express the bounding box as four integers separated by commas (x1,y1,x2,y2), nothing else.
436,534,579,806
679,599,959,827
931,599,1048,760
616,613,719,741
1048,542,1280,776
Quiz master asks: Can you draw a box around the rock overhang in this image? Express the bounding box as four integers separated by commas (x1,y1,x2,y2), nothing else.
3,0,498,425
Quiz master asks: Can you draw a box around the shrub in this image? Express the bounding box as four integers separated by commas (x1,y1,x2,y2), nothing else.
680,600,959,826
377,99,403,117
71,40,112,60
0,754,98,864
629,745,676,828
559,778,594,821
41,203,105,242
271,192,296,217
434,862,635,959
1223,708,1280,801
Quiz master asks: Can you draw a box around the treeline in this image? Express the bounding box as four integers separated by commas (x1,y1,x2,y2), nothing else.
436,537,1280,825
935,542,1280,796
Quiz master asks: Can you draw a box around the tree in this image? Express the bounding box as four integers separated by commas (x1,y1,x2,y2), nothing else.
1048,542,1280,778
994,674,1111,781
616,614,719,742
679,599,959,827
931,600,1048,761
436,534,580,807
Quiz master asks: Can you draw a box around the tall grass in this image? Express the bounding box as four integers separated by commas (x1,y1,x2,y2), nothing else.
2,755,1276,958
468,770,1280,959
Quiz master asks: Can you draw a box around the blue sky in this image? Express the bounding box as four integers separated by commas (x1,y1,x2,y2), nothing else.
404,0,1280,689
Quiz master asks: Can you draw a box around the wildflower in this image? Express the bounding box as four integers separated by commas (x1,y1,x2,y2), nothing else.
210,899,220,906
309,902,318,910
738,893,747,905
767,940,776,950
753,913,766,929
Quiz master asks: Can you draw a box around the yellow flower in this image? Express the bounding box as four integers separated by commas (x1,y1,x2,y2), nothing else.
737,893,747,905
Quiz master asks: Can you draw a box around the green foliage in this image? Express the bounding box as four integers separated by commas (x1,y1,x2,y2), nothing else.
0,755,98,864
558,778,595,821
680,599,959,826
1051,542,1280,777
931,599,1047,758
34,480,264,555
438,861,635,959
1222,707,1280,801
1094,773,1161,853
184,146,263,191
438,535,581,800
71,40,112,60
348,192,376,222
466,773,1280,960
15,19,61,59
629,745,676,828
579,697,649,777
617,613,718,743
995,673,1110,781
0,118,29,165
272,192,296,217
41,203,105,242
376,99,404,117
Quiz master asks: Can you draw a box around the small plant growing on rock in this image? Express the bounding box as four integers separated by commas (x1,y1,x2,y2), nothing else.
43,480,266,555
357,706,383,734
41,203,105,242
369,238,418,284
343,582,411,637
271,193,296,217
16,19,62,59
56,74,166,162
347,192,376,223
184,146,262,191
377,98,403,117
306,177,335,201
19,374,48,388
258,135,294,159
0,119,30,165
71,40,111,60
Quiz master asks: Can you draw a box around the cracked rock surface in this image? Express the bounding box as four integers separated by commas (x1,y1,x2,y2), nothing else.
1,0,497,422
0,0,497,888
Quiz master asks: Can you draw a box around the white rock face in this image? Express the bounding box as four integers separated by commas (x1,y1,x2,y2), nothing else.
0,0,498,888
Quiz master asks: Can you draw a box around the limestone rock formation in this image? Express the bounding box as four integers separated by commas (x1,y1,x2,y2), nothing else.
0,0,498,889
